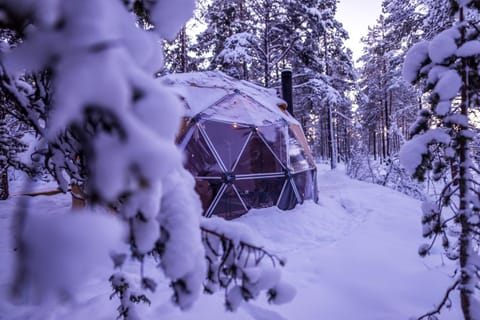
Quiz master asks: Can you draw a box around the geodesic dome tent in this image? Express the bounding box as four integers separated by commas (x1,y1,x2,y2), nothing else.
163,71,318,220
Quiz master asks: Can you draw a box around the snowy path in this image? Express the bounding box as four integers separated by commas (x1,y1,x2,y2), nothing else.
0,168,462,319
237,168,461,320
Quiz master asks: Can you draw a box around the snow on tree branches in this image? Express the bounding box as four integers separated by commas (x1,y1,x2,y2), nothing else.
0,0,292,317
400,1,480,318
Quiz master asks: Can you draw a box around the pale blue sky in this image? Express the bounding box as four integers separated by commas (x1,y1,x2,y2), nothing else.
336,0,383,62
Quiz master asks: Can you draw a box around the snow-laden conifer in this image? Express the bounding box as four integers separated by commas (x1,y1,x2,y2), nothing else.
400,1,480,318
0,0,292,317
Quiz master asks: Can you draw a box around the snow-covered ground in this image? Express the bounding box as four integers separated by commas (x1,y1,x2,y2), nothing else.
0,165,461,319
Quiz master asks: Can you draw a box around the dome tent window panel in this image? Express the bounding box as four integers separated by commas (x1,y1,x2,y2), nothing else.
277,179,300,210
235,178,285,209
202,120,251,171
289,124,316,169
209,184,248,220
184,126,223,177
257,123,288,167
199,124,229,173
312,169,319,202
293,171,314,201
195,179,223,212
287,127,314,173
234,132,284,175
205,183,228,217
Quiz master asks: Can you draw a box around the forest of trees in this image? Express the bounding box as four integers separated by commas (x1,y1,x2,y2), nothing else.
2,0,467,200
162,0,357,168
2,0,480,319
158,0,477,176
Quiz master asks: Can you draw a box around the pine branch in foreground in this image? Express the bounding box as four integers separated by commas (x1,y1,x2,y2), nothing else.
400,1,480,318
108,224,292,319
200,226,291,311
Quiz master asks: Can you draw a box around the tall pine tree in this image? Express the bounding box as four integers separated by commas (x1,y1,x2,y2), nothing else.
401,1,480,318
195,0,251,79
194,0,356,166
357,0,424,161
292,0,356,166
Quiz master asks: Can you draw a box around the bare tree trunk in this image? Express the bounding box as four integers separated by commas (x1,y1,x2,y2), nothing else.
239,1,248,80
458,97,473,320
344,122,349,161
458,8,474,319
0,109,8,200
321,119,327,160
328,105,336,169
180,27,188,73
0,161,8,200
263,3,270,87
385,92,390,157
380,108,386,161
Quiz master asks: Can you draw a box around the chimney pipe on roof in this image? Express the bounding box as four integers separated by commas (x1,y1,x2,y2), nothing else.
281,69,294,117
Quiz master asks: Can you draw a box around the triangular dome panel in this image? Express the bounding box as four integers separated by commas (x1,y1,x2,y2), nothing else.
293,171,314,201
235,178,285,209
234,133,284,174
288,127,315,173
257,124,287,167
288,124,316,170
210,184,248,220
202,120,251,171
184,126,223,177
195,179,223,212
277,179,299,210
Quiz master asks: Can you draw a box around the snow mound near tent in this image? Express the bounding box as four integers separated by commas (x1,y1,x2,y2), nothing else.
0,166,461,319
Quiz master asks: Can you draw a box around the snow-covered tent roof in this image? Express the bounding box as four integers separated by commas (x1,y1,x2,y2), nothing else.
162,71,298,126
161,71,317,220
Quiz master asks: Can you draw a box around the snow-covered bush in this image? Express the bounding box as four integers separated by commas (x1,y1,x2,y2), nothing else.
347,146,425,200
0,113,28,199
0,32,50,198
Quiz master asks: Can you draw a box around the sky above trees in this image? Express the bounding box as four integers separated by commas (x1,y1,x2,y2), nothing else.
336,0,382,61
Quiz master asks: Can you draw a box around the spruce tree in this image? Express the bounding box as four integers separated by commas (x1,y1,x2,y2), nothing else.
421,0,455,40
163,26,198,74
195,0,251,79
195,0,357,166
400,1,480,318
357,0,424,162
291,0,356,165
